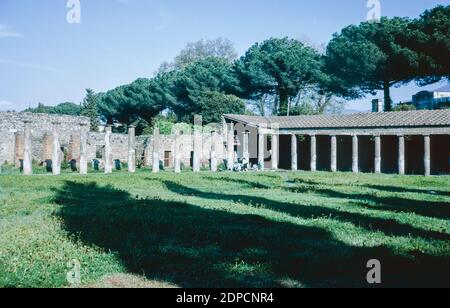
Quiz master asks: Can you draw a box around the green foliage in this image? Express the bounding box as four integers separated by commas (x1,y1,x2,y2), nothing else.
325,17,420,111
158,38,238,73
171,57,240,121
195,91,245,123
24,102,82,116
81,89,100,132
408,5,450,84
97,76,175,133
153,117,175,135
235,38,324,115
394,103,416,112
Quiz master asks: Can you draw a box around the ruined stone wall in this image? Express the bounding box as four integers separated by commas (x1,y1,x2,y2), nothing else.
0,112,90,164
0,112,226,168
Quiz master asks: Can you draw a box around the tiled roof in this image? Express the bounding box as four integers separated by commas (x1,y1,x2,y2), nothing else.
224,109,450,130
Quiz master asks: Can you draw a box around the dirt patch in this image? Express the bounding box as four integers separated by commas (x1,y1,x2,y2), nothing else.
81,274,179,289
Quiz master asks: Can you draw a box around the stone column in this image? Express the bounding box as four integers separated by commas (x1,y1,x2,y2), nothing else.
398,135,405,175
352,135,359,173
243,131,250,164
152,127,160,173
331,135,337,173
258,126,265,171
211,131,218,172
291,134,298,171
42,133,53,162
310,135,317,172
104,125,113,174
14,132,24,168
271,134,279,170
424,135,431,176
374,135,381,174
23,121,32,175
52,122,61,175
174,130,181,173
128,125,136,173
193,126,201,172
227,123,235,170
79,124,88,175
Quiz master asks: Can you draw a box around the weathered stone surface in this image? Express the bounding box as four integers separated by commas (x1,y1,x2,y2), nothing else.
398,135,405,175
128,126,136,173
310,135,317,172
374,136,381,174
104,126,113,174
0,112,90,164
291,134,297,171
52,123,61,176
79,124,88,175
331,135,337,173
23,121,32,175
352,135,359,173
152,127,160,173
424,135,431,176
0,112,227,171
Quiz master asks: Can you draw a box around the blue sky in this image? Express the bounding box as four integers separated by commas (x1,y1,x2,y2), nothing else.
0,0,448,112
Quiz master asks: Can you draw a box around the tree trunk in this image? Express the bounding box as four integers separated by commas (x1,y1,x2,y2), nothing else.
383,80,392,112
278,90,289,116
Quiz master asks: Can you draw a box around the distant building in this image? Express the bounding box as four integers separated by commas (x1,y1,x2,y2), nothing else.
412,85,450,110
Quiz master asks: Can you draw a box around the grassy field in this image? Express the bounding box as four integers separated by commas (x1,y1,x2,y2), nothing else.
0,169,449,288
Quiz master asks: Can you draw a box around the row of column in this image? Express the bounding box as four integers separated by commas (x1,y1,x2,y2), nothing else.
20,121,223,176
287,134,431,176
20,122,137,176
18,120,433,176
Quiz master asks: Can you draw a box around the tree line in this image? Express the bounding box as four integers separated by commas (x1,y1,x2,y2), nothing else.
27,6,449,133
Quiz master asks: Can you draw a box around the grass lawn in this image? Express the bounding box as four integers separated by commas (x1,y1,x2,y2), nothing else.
0,170,449,288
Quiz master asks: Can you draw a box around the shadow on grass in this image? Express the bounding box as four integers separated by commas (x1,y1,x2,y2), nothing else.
365,184,450,197
201,175,273,189
55,181,450,288
162,180,450,241
288,179,450,220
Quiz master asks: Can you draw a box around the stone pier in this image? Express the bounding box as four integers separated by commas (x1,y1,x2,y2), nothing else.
128,125,136,173
398,135,405,175
152,127,160,173
258,125,265,171
374,136,381,174
193,125,201,172
271,133,279,170
291,134,298,171
352,135,359,173
79,123,88,175
227,123,235,170
23,121,32,175
243,131,250,164
52,122,61,175
104,126,113,174
331,135,337,173
310,135,317,172
210,131,218,172
14,132,24,168
424,135,431,176
174,130,181,173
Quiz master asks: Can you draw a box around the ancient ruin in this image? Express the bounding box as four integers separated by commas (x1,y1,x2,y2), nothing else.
0,109,449,176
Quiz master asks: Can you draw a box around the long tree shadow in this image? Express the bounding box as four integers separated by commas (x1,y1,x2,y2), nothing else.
365,184,450,197
55,181,449,288
162,180,450,241
288,179,450,220
202,175,273,189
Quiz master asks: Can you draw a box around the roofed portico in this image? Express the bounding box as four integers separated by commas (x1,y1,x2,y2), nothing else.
223,110,450,176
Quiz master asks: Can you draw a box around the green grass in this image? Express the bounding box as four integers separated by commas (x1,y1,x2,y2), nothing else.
0,169,449,288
